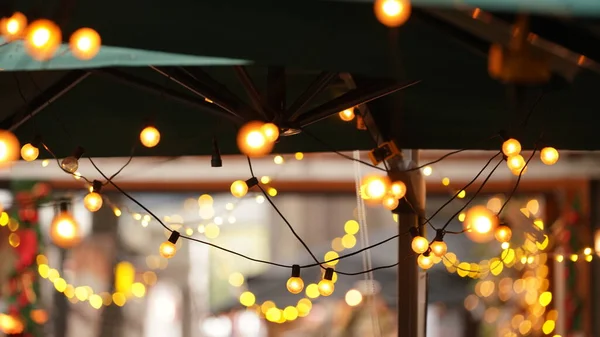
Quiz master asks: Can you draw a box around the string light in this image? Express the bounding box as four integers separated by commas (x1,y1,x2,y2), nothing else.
237,121,276,157
286,265,304,294
83,180,104,212
502,138,521,157
230,177,258,198
389,180,407,199
494,225,512,243
506,154,525,172
20,143,39,161
410,227,429,254
417,253,434,270
60,146,84,174
430,230,447,257
382,195,399,210
0,12,27,41
374,0,411,27
463,205,498,243
339,108,355,122
50,201,81,248
24,19,62,61
361,174,390,201
69,28,101,60
159,231,180,259
540,147,559,165
318,268,335,296
261,123,280,143
140,125,161,148
0,130,20,167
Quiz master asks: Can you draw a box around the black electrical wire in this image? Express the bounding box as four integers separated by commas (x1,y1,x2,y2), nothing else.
440,156,504,232
497,147,538,214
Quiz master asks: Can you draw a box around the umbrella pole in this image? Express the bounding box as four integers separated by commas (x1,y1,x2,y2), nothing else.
395,149,427,337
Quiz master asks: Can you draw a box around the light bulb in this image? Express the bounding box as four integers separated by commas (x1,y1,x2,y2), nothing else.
61,157,79,174
318,268,335,296
20,143,39,161
417,254,434,270
50,205,81,248
140,126,160,148
286,265,304,294
430,241,447,257
339,108,355,122
411,236,429,254
494,225,512,243
540,147,559,165
502,138,521,157
24,19,61,61
374,0,411,27
0,130,20,167
511,165,528,176
261,123,280,143
69,27,101,60
159,231,180,259
506,154,525,171
230,180,249,198
463,205,499,243
83,192,103,212
1,12,27,41
237,121,274,157
389,180,406,199
382,195,399,210
362,175,390,201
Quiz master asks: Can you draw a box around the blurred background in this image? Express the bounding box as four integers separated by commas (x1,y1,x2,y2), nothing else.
0,148,595,337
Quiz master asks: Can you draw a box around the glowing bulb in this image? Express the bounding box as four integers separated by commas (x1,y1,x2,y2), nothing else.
237,121,274,157
140,126,160,148
511,165,528,176
502,138,521,157
0,130,20,167
506,154,525,171
540,147,559,165
494,225,512,243
60,157,79,173
411,236,429,254
83,192,103,212
374,0,411,27
422,166,433,176
390,181,406,199
339,108,355,122
286,277,304,294
382,195,399,210
318,279,334,296
20,143,39,161
362,175,390,201
430,241,447,257
1,12,27,41
417,254,434,270
69,28,101,60
230,180,249,198
261,123,280,143
159,241,176,259
463,206,499,243
50,209,81,248
24,19,61,61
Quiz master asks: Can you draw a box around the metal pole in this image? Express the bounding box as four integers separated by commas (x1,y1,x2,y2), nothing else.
394,149,426,337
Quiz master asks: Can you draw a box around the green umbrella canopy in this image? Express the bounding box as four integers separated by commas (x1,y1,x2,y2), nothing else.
1,0,600,158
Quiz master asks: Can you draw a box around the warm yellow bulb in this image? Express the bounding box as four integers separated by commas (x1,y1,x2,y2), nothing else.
83,192,103,212
463,205,499,243
159,241,176,259
24,19,61,61
339,108,355,122
417,254,434,270
506,154,525,171
69,28,101,60
362,175,390,201
140,126,160,148
286,277,304,294
1,12,27,41
0,130,20,167
20,143,39,161
511,165,528,176
50,212,81,248
430,241,447,257
261,123,279,143
411,236,429,254
237,121,274,157
494,225,512,243
540,147,559,165
230,180,248,198
382,195,399,210
502,138,521,157
390,180,406,199
374,0,411,27
318,279,335,296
